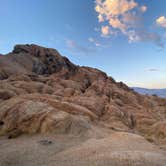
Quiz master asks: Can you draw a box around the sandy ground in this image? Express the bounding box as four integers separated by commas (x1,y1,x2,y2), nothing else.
0,132,166,166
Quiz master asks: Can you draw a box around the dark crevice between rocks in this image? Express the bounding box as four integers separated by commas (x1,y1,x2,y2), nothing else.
81,78,92,93
0,70,9,80
0,121,4,126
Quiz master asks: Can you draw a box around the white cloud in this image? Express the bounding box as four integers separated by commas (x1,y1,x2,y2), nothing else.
66,39,96,54
95,0,137,16
126,30,164,47
95,0,139,35
98,14,104,22
140,6,147,13
88,37,101,47
88,37,94,42
94,0,163,47
146,68,159,72
156,16,166,28
101,26,110,36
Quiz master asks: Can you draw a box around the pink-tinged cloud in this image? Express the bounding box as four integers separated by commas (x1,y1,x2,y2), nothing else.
94,0,163,47
140,6,147,13
156,16,166,28
95,0,139,37
101,26,110,36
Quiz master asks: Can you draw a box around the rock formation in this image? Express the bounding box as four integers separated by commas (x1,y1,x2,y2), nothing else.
0,44,166,166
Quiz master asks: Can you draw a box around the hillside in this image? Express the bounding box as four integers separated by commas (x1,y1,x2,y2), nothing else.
0,44,166,166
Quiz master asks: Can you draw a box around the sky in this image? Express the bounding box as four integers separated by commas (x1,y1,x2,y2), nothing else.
0,0,166,88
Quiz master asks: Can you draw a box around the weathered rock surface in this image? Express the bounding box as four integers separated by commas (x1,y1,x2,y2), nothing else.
0,132,166,166
53,132,166,166
0,44,166,166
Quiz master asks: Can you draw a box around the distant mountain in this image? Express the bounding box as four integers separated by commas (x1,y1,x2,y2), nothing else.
132,87,166,98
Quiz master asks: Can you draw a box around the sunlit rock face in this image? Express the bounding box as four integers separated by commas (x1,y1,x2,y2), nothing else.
0,44,166,166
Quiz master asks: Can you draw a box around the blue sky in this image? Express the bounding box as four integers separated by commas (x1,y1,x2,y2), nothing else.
0,0,166,88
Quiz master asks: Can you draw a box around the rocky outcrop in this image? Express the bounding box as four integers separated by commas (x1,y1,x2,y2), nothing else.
0,44,166,149
0,44,77,78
